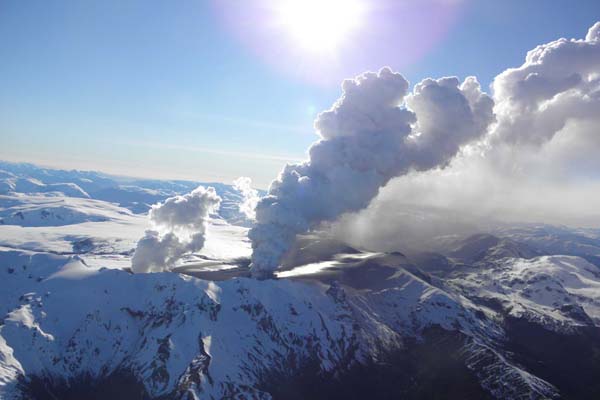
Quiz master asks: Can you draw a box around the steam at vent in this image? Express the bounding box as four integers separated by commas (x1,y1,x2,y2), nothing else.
233,177,260,220
132,186,221,273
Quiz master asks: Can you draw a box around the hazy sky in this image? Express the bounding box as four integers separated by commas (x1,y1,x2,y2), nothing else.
1,0,599,188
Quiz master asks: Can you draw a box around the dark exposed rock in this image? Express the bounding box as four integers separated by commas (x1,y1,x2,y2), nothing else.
504,317,600,399
258,327,492,400
17,371,150,400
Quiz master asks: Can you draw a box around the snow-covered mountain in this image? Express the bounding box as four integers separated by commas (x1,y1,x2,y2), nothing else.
0,247,552,400
496,225,600,267
0,194,135,227
4,238,600,399
1,161,600,399
0,161,262,224
0,249,398,399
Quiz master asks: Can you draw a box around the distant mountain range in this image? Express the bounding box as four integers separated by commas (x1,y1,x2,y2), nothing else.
0,160,263,223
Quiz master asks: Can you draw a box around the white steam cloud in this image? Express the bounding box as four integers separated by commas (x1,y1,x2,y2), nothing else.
249,67,494,277
233,177,260,220
492,21,600,168
331,22,600,253
132,186,221,273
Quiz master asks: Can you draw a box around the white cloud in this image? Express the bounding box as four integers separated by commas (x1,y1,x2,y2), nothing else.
492,22,600,150
330,22,600,254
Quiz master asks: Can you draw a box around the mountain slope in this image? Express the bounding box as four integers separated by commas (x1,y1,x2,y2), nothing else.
0,249,400,400
2,247,585,399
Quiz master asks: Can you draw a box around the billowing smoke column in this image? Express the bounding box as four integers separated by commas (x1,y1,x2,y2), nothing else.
132,186,221,273
249,67,494,278
233,177,260,220
492,21,600,150
327,22,600,252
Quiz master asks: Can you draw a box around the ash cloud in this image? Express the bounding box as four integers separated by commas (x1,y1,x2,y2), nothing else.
491,21,600,172
331,22,600,254
132,186,221,273
249,67,494,277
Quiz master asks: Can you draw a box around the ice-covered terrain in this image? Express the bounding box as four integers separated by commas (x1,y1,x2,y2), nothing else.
0,162,254,271
0,161,260,224
0,194,134,227
0,246,566,400
2,161,600,399
0,249,400,399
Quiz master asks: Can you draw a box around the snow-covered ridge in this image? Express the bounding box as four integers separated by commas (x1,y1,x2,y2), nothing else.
1,161,600,398
452,255,600,331
0,161,264,224
0,194,134,227
7,245,600,398
0,249,399,399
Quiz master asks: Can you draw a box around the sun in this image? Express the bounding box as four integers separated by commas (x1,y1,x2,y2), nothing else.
273,0,365,53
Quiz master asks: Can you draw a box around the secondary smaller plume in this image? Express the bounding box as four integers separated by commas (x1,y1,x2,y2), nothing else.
233,177,260,220
132,186,221,273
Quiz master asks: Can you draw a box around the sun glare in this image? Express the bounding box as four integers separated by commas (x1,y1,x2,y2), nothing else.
274,0,365,53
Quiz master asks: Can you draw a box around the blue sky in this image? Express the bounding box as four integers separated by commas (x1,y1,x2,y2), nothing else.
1,0,599,188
